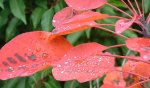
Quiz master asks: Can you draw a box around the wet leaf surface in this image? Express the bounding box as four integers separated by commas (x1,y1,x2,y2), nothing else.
52,42,115,82
0,31,73,80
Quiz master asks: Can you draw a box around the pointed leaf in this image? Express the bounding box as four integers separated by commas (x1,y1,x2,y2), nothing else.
134,62,150,78
31,7,46,29
103,69,126,87
52,7,108,27
0,0,4,9
52,21,97,36
65,0,106,11
115,15,138,34
52,43,115,83
41,8,54,31
126,38,150,60
0,31,73,80
63,11,109,25
9,0,26,24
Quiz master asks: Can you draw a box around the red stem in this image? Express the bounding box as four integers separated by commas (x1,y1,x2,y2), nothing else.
142,0,144,14
108,16,128,19
106,3,133,18
121,0,135,15
96,23,143,34
111,68,148,79
95,26,129,39
127,0,138,14
99,54,150,64
134,0,142,15
107,44,126,49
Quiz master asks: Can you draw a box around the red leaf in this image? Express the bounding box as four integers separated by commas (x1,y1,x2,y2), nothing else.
52,7,108,35
65,0,106,11
134,62,150,78
103,69,126,87
52,42,115,83
63,11,109,25
52,21,97,35
52,7,76,27
122,60,137,78
115,15,138,34
0,31,73,80
126,38,150,60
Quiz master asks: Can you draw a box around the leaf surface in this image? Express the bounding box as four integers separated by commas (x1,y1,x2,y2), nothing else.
0,31,73,80
52,42,115,83
126,38,150,60
115,15,138,34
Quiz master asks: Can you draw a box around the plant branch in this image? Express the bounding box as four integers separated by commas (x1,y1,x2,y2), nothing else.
106,3,133,18
134,0,142,15
95,26,129,39
121,0,135,15
127,0,138,14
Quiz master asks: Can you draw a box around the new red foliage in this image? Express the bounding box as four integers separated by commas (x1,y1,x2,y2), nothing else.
0,31,73,80
52,42,115,82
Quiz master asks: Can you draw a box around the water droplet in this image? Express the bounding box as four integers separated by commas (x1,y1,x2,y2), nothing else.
7,67,14,72
143,55,148,60
53,20,56,23
18,65,27,70
65,62,68,64
57,64,61,67
42,53,48,58
61,70,65,73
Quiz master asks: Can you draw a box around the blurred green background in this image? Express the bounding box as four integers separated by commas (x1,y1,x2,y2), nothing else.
0,0,150,88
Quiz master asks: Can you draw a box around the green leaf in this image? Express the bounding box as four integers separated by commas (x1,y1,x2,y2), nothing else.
2,77,27,88
5,17,20,42
41,8,54,31
31,7,46,29
35,0,48,9
64,80,79,88
0,9,10,29
9,0,26,24
67,30,84,44
144,0,150,14
46,76,61,88
0,0,4,9
85,28,91,39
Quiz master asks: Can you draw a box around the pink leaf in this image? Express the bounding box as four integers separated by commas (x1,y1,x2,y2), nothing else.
52,21,97,35
103,69,126,87
115,15,138,34
52,42,115,82
126,38,150,60
0,31,73,80
65,0,106,11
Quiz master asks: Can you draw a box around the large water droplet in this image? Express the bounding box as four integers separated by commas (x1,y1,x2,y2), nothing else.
7,67,14,72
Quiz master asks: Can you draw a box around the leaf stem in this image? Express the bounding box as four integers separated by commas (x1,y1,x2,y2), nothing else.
99,54,150,64
95,26,128,39
127,0,138,14
121,0,135,15
106,3,133,18
134,0,142,15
